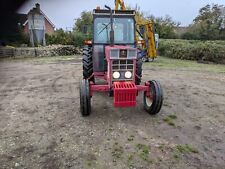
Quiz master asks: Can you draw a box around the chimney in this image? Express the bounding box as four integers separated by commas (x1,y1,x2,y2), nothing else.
35,3,40,12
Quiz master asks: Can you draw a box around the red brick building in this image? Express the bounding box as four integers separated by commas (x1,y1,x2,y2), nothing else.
18,3,55,35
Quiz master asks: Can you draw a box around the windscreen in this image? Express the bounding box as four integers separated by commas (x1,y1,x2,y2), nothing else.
94,17,135,44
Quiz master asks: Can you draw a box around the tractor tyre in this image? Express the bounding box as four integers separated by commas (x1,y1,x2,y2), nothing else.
145,58,150,62
141,57,147,62
135,59,142,85
143,80,163,115
82,46,94,82
80,79,91,116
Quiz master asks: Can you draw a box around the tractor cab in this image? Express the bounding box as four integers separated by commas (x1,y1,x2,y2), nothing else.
93,9,135,45
92,8,136,73
80,6,163,116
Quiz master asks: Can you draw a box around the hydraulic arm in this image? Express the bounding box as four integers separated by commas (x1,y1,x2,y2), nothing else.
115,0,157,60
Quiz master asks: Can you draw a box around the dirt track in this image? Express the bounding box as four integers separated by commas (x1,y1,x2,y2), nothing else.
0,56,225,169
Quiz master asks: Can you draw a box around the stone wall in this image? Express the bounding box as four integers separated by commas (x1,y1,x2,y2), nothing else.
0,45,81,58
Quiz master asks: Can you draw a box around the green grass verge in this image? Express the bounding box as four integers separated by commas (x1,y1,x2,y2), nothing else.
144,56,225,73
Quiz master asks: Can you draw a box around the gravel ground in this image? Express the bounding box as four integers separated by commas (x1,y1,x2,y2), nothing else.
0,56,225,169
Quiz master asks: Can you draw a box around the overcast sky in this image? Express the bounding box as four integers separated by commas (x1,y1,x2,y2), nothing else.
18,0,225,30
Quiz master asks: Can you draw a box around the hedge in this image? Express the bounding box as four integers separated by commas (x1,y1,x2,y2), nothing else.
158,39,225,64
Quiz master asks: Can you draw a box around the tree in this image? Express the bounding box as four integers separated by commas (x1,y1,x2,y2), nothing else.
46,11,93,47
73,11,93,34
182,4,225,40
133,4,179,39
73,11,93,45
146,15,179,39
46,28,73,45
155,15,179,39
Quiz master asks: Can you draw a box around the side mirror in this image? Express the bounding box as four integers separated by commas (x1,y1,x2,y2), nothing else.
82,25,88,34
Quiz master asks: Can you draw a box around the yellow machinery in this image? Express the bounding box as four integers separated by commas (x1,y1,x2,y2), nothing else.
115,0,157,61
115,0,126,10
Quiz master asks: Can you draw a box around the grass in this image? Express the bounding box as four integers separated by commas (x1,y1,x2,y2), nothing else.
172,144,199,160
163,117,175,126
112,142,124,160
176,144,199,154
156,143,198,161
136,144,151,162
173,153,180,160
127,135,135,142
168,114,177,119
158,144,165,150
110,142,154,166
144,56,225,73
127,154,134,167
163,114,177,127
110,141,154,166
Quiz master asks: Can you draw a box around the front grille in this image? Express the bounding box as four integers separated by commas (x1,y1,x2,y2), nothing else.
112,60,134,81
112,60,133,71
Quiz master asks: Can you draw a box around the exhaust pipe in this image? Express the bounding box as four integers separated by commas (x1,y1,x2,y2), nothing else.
105,5,114,46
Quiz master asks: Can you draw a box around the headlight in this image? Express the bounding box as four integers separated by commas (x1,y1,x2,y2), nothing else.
125,71,132,78
113,71,120,79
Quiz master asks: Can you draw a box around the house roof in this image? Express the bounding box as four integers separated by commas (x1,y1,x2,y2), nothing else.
40,10,55,28
17,3,55,28
15,14,27,26
22,10,55,28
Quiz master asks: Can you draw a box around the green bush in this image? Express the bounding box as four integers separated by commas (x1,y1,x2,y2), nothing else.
45,29,73,45
158,39,225,64
72,32,90,47
46,29,91,48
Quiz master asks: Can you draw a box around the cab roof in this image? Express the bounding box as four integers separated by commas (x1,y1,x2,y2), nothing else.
93,9,135,16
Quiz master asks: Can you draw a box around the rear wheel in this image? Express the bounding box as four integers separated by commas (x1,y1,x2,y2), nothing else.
82,46,94,82
135,59,142,85
80,79,91,116
143,80,163,115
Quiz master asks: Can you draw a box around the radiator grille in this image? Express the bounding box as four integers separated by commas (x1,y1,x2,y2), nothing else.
112,60,134,81
112,60,133,71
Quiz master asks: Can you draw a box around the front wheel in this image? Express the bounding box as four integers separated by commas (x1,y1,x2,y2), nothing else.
143,80,163,115
80,79,91,116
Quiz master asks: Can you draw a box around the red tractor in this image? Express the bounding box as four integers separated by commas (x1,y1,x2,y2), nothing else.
80,6,163,116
